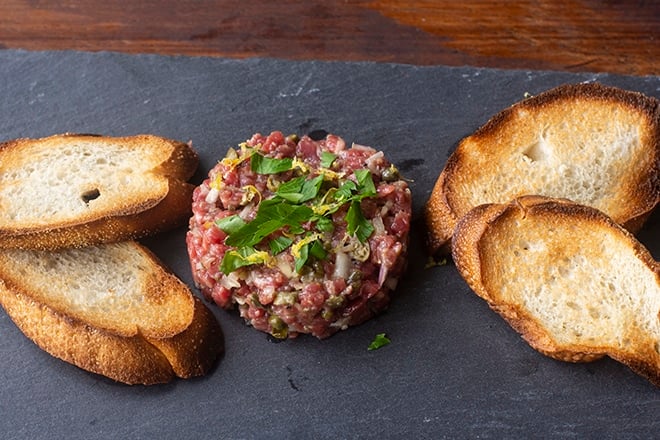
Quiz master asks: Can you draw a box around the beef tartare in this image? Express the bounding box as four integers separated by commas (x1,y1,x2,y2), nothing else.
186,131,412,339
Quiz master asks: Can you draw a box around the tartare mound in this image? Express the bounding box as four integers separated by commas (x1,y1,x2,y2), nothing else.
187,131,412,339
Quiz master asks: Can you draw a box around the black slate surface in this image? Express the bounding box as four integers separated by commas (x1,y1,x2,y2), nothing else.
0,50,658,440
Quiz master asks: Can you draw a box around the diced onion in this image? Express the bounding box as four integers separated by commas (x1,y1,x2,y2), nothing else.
365,151,385,172
350,142,371,151
334,251,351,280
276,255,295,278
205,188,219,204
372,215,385,235
378,265,388,287
330,317,350,329
220,271,241,289
238,204,256,221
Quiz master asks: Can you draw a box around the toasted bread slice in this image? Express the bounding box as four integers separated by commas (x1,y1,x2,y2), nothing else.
426,83,659,255
0,241,223,385
0,133,199,250
452,196,660,386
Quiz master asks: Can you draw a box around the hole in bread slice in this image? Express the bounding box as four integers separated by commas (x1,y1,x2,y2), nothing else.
81,188,101,204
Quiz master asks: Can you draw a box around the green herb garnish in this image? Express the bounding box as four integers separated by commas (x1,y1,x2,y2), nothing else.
269,236,294,255
355,168,377,196
251,153,293,174
215,214,247,235
220,149,380,274
336,180,357,201
224,199,313,248
220,247,272,274
320,151,337,168
346,200,374,243
368,333,391,351
294,240,310,272
309,239,327,260
314,216,334,233
276,174,324,203
291,233,327,272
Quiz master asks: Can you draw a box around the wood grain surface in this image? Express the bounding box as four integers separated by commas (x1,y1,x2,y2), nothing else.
1,0,658,76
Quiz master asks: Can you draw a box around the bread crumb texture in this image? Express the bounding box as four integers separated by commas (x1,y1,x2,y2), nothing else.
458,98,653,218
0,136,171,227
483,214,659,351
0,242,193,338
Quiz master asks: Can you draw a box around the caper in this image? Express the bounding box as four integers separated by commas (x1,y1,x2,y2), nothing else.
286,134,300,144
347,270,363,290
250,293,265,309
268,315,289,339
348,270,362,284
325,294,345,309
271,328,288,339
273,290,298,306
381,164,400,182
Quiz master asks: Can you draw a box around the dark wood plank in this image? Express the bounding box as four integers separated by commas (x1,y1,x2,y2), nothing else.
0,0,657,75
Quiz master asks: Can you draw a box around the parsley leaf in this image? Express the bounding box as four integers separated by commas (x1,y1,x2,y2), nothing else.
274,176,306,199
291,233,327,273
354,168,377,197
320,151,337,168
336,180,357,201
269,236,293,255
227,218,282,248
276,174,324,203
346,200,374,243
309,240,327,260
220,247,271,275
225,199,313,247
314,216,334,232
294,241,310,272
368,333,391,350
215,214,247,235
251,153,293,174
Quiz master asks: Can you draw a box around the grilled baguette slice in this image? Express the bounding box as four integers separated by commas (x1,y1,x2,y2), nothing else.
452,196,660,386
0,241,223,385
0,133,199,250
426,83,659,255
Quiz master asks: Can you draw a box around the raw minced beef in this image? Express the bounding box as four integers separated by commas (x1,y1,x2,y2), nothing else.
186,131,412,339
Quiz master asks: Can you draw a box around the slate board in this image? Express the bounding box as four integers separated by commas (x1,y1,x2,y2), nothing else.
0,50,658,440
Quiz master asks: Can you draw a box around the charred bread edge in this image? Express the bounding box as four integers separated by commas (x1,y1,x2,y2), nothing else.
0,278,223,385
0,181,195,250
0,133,199,250
425,82,660,256
452,195,660,387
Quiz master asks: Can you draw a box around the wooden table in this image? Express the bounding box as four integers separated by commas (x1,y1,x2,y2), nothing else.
1,0,658,76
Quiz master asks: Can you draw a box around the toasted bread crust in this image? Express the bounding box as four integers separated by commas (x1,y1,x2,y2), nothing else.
0,134,199,250
426,83,660,255
0,241,223,385
0,179,196,250
0,284,176,385
146,297,224,379
0,242,196,338
452,196,660,386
